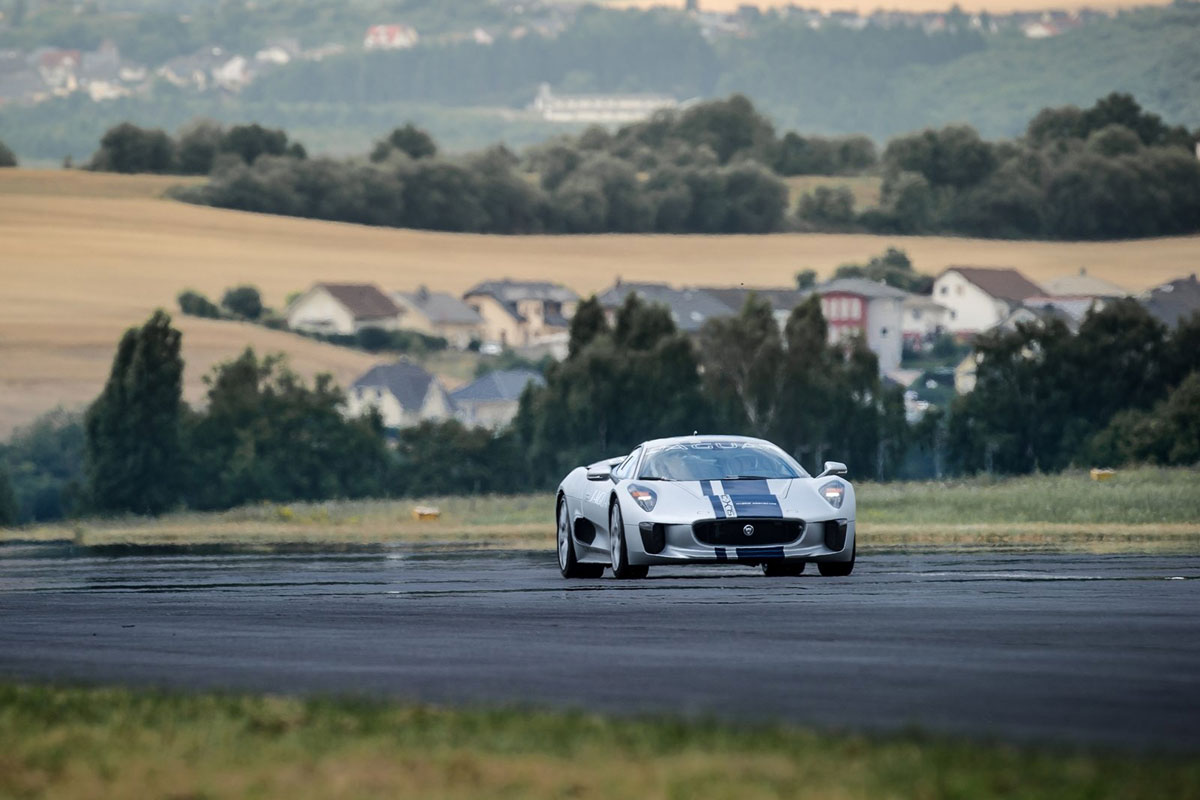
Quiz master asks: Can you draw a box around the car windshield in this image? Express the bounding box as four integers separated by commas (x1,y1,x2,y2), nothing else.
638,443,803,481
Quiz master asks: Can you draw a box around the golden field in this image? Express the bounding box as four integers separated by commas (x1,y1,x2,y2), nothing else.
2,167,1199,435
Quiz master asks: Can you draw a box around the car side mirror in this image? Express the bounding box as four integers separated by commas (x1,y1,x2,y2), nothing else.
586,464,612,481
817,461,847,478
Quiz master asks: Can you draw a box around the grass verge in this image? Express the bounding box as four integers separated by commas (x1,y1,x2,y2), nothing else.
4,468,1197,553
0,683,1196,800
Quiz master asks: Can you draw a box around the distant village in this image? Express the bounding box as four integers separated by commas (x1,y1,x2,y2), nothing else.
0,0,1118,117
283,270,1200,434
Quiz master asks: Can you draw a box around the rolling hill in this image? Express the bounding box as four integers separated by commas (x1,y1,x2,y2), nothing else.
2,167,1197,435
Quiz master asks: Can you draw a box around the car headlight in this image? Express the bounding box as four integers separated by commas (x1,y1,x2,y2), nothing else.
627,484,657,512
820,480,845,509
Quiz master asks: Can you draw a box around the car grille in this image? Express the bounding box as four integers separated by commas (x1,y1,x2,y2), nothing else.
693,518,805,546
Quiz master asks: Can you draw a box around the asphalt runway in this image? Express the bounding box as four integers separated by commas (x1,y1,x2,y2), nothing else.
1,543,1198,750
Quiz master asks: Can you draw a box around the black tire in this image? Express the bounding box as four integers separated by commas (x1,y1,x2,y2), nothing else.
762,560,806,577
609,502,649,579
817,541,855,577
558,499,603,579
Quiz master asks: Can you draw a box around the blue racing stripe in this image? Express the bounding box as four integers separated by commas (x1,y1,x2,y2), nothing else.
729,495,782,518
714,547,727,562
700,480,727,518
736,546,786,560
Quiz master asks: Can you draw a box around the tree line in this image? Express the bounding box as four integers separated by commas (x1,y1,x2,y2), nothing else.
88,120,305,175
3,296,1198,526
947,300,1200,475
86,91,1200,240
841,93,1200,240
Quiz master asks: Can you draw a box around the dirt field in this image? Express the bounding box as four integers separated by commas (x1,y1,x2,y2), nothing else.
2,168,1198,435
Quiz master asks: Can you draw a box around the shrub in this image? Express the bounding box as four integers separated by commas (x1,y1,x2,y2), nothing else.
177,290,221,319
221,286,264,320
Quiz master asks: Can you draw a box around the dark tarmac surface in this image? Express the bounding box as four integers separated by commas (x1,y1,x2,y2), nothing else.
1,543,1198,750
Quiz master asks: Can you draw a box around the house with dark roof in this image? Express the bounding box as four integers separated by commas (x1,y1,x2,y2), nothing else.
286,282,403,335
698,286,809,328
1140,274,1200,329
392,285,482,349
451,369,545,429
463,279,578,350
346,360,453,429
597,281,734,334
932,267,1043,335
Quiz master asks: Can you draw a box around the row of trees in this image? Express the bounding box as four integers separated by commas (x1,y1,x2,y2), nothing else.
948,300,1200,474
88,91,1199,239
846,93,1200,240
89,121,305,175
3,296,1197,524
531,94,877,177
0,139,15,168
181,136,791,234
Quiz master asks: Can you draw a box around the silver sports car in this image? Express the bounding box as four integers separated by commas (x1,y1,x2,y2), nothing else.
556,435,856,579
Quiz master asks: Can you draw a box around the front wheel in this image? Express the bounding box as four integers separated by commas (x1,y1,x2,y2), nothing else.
817,541,856,577
558,500,603,579
609,502,649,579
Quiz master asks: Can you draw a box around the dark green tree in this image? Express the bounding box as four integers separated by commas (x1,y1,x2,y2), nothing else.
697,294,783,435
183,350,390,509
177,289,221,318
175,120,223,174
0,139,16,168
0,466,18,527
221,124,297,165
371,123,438,162
221,285,264,320
568,295,609,357
88,123,174,174
84,310,184,514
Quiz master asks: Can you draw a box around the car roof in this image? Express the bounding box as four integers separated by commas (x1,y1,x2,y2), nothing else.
639,435,777,450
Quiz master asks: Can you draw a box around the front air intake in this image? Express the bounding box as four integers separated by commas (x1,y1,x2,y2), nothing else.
823,519,848,552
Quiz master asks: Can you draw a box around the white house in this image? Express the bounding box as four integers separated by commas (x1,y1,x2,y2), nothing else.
346,360,453,429
813,278,907,374
901,295,952,349
530,83,677,124
932,267,1043,335
286,283,403,335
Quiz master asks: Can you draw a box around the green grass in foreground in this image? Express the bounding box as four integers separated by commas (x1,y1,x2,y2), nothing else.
0,684,1195,800
4,467,1198,552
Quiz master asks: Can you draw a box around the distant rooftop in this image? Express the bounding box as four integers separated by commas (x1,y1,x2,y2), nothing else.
1140,274,1200,329
352,360,435,412
597,281,733,333
394,286,481,325
450,369,544,404
815,277,910,300
313,282,399,320
941,266,1042,304
1041,268,1128,299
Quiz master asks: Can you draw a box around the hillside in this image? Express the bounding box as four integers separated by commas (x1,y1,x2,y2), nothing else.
2,5,1198,163
2,167,1198,435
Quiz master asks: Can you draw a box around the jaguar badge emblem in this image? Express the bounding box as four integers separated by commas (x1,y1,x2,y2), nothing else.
742,524,755,537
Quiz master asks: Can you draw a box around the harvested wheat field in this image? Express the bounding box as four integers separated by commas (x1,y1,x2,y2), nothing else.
2,167,1199,434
